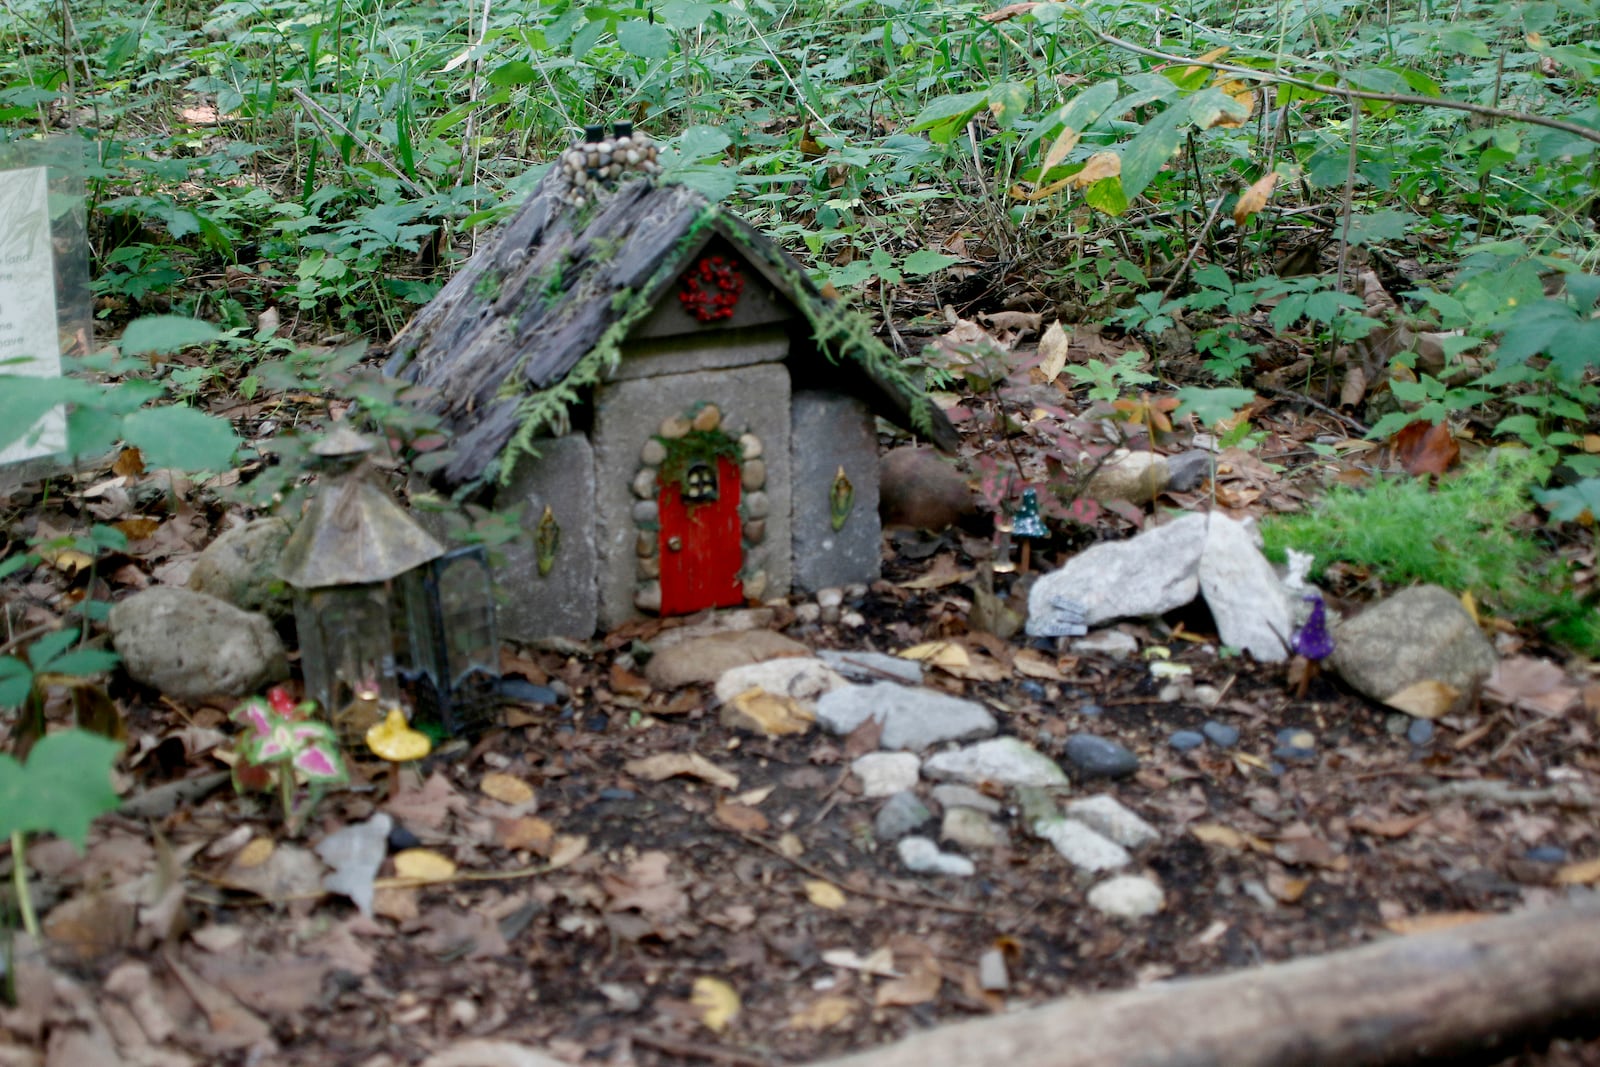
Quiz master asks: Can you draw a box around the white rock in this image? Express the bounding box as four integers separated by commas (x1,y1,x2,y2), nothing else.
1064,795,1160,849
922,737,1068,787
930,783,1002,815
714,657,848,707
1034,816,1131,872
1197,513,1294,662
816,683,996,751
1087,874,1164,918
852,752,921,798
1027,513,1207,636
941,807,1007,849
1071,629,1140,658
978,948,1009,990
897,835,975,877
108,587,287,700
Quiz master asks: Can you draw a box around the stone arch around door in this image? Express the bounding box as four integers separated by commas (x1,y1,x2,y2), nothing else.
630,401,770,616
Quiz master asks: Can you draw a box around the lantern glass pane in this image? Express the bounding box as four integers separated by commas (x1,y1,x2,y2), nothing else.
295,583,401,748
397,547,500,737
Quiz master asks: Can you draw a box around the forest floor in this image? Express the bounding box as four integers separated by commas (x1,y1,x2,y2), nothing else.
3,282,1600,1067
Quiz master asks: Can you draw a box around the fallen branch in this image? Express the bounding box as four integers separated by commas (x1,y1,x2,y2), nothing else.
1427,778,1600,809
809,896,1600,1067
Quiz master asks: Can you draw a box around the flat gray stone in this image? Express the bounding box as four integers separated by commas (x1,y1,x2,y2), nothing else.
187,516,293,619
896,835,975,877
1034,817,1131,872
791,391,881,593
1086,449,1169,504
1027,513,1207,636
1064,795,1159,849
817,649,923,686
1330,584,1497,712
1087,874,1164,918
495,434,598,640
930,783,1002,815
646,630,810,688
815,682,996,751
875,791,932,840
1165,449,1214,493
1063,733,1140,779
1071,630,1139,658
941,807,1007,849
922,737,1068,787
1197,513,1293,662
592,364,792,630
109,587,287,700
852,752,922,798
713,657,847,707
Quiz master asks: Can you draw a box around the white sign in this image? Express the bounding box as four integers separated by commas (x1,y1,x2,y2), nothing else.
0,165,67,464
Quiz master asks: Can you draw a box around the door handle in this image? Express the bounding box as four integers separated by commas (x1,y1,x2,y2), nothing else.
667,536,683,552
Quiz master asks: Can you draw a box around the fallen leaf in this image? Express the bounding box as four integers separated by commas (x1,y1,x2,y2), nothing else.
1035,321,1071,383
113,448,145,477
548,834,589,868
1013,647,1070,681
392,849,457,883
1070,151,1121,188
821,947,899,977
777,833,804,859
875,960,941,1007
1265,869,1308,904
1485,656,1581,716
1349,812,1432,838
609,662,651,699
789,994,856,1031
980,1,1039,22
1232,171,1279,226
624,752,739,790
1383,679,1459,719
713,798,769,833
1391,419,1459,476
1554,857,1600,885
496,815,555,852
236,837,275,868
721,686,815,737
803,880,847,910
733,785,775,806
480,772,536,806
1190,823,1271,853
691,976,740,1033
897,554,974,590
603,851,689,920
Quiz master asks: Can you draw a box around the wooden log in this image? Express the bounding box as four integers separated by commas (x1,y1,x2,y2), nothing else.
812,897,1600,1067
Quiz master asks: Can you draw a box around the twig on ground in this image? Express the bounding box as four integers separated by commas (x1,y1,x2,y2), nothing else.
1427,779,1599,809
733,830,984,915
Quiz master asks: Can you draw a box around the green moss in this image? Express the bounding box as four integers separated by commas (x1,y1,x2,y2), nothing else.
656,427,742,490
1260,454,1600,655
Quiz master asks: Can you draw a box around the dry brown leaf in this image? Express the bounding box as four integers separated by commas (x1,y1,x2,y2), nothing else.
1265,870,1308,904
1486,656,1581,716
1039,127,1082,178
875,960,941,1007
1036,321,1070,383
548,834,589,869
897,554,974,590
392,849,456,883
1383,678,1459,719
1232,172,1279,226
1554,857,1600,885
1391,419,1459,476
721,686,814,737
1070,151,1121,188
495,815,555,852
236,837,274,869
1190,823,1271,853
1013,647,1070,681
980,1,1039,21
112,447,145,477
713,798,769,833
480,772,535,806
603,851,689,919
690,977,740,1033
1384,911,1489,935
789,995,856,1031
1348,812,1431,838
609,662,651,699
803,880,847,910
624,752,739,790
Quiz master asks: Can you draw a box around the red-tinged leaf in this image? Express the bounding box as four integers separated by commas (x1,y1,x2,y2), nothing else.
1391,420,1459,476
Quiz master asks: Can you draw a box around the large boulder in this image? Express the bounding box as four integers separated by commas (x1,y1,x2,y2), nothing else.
1330,585,1496,712
109,587,287,700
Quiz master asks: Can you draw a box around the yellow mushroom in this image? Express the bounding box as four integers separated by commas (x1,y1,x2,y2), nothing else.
366,706,431,797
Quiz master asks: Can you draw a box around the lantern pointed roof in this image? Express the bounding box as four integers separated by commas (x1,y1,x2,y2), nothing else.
278,474,446,589
386,171,958,485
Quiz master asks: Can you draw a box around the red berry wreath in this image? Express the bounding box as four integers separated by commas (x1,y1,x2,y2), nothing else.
678,255,744,323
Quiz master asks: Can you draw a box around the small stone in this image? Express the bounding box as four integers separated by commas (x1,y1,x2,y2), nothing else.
1201,721,1240,748
1525,845,1567,864
659,415,691,439
1034,817,1131,872
1273,727,1316,762
739,433,762,459
930,784,1002,815
742,459,766,491
1019,680,1047,700
1077,702,1105,718
631,500,658,525
1063,734,1140,779
743,520,766,544
692,404,721,432
186,516,293,618
632,468,657,499
743,570,767,601
635,582,661,613
815,683,996,752
875,792,932,840
817,649,923,686
840,611,866,628
1385,712,1411,737
941,807,1007,849
1063,795,1160,849
816,587,845,609
852,752,921,798
1087,875,1164,918
636,531,656,558
1015,786,1060,826
640,439,668,466
977,948,1009,991
745,491,769,519
638,555,659,578
1407,718,1435,746
923,737,1068,787
1071,630,1139,659
1169,730,1205,752
897,835,975,877
1191,684,1222,708
794,603,822,624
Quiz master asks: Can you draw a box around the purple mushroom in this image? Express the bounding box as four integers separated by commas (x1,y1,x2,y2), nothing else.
1291,593,1334,661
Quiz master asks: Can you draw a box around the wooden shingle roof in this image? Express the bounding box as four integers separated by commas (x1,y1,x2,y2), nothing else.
387,172,957,485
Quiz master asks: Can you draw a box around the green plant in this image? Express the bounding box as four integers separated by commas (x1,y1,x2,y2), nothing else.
230,688,348,836
1261,455,1600,654
1063,349,1158,404
0,729,121,937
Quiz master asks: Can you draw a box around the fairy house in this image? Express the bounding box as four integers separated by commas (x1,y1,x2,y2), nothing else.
388,143,956,640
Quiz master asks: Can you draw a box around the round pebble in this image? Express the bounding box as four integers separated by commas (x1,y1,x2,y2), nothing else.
1525,845,1568,864
1063,733,1140,779
1201,721,1240,748
1169,730,1205,752
1019,680,1046,701
1273,727,1316,762
1406,718,1435,746
1078,702,1104,718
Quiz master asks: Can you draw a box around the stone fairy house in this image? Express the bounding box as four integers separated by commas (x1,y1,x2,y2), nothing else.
388,150,956,640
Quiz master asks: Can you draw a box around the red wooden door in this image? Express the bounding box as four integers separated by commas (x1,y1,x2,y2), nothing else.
658,457,744,615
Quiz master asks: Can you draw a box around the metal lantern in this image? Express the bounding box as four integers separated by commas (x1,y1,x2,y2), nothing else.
278,429,501,746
